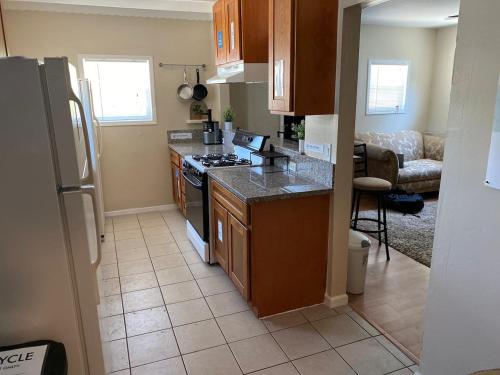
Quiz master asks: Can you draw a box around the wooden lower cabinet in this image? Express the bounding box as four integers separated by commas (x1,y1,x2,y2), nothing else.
212,198,229,273
227,213,249,300
210,179,330,317
211,197,250,300
170,150,185,217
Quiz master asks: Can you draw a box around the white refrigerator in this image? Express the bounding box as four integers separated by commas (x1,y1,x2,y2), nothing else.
0,57,106,375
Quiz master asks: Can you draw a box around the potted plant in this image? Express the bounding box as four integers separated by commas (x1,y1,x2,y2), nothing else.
223,107,235,130
191,103,205,120
294,120,306,153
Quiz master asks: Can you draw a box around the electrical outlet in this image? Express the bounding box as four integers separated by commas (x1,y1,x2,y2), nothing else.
170,132,192,140
288,161,297,173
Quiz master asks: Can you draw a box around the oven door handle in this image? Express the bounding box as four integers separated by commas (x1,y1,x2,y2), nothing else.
183,171,204,190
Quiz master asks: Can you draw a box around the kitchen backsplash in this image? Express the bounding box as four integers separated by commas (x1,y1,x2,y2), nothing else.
167,129,204,144
272,141,335,187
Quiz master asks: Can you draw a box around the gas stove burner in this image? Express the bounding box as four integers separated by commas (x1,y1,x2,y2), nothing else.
212,160,236,167
205,153,223,161
222,153,238,161
236,158,252,166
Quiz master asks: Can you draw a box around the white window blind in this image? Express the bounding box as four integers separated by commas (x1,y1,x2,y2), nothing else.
80,55,156,125
367,60,409,115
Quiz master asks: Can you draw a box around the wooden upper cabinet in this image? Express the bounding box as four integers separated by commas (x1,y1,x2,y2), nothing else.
269,0,294,113
212,0,268,66
213,0,227,65
269,0,339,116
224,0,242,63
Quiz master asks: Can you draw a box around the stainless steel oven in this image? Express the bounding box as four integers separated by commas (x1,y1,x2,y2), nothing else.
183,163,209,242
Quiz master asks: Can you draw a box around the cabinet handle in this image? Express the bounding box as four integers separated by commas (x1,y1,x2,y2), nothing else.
274,59,284,98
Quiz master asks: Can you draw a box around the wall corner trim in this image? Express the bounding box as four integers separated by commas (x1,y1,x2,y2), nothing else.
105,204,177,217
324,293,349,308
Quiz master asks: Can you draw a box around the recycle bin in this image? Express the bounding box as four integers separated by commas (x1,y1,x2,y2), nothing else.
0,340,67,375
347,229,372,294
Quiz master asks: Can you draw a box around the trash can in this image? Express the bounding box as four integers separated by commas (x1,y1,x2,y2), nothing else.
0,340,67,375
347,229,371,294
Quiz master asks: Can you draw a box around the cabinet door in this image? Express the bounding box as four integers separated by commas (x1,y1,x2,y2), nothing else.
213,0,227,65
212,199,229,272
269,0,294,113
224,0,242,63
171,163,182,210
228,213,249,300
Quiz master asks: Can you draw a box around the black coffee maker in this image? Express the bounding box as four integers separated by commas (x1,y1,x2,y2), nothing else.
203,109,223,145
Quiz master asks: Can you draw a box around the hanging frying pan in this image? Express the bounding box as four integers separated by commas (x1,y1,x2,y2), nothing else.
177,68,193,102
192,68,208,101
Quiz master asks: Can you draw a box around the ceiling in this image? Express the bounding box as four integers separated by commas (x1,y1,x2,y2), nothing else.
362,0,460,28
4,0,216,20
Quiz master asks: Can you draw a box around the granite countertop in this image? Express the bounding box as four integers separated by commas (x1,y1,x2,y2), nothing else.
168,142,233,158
208,166,332,204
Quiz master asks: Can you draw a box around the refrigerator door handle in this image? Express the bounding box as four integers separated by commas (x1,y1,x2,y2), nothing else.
73,96,95,186
81,184,102,270
95,117,103,158
86,81,104,158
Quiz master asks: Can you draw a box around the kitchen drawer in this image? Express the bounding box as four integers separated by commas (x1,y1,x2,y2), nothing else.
211,180,250,225
170,150,181,167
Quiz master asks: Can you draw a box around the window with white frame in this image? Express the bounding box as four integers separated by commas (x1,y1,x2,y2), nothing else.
367,60,409,115
79,55,156,125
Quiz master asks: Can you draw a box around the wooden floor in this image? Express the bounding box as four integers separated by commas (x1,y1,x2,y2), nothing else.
348,193,435,360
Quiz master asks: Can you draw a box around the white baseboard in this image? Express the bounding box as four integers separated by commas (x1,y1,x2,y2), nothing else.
324,293,349,308
105,204,177,217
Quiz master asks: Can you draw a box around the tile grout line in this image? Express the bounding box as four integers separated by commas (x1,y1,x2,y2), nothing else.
111,215,133,374
336,313,408,370
178,244,248,375
153,213,190,375
298,312,363,375
109,212,408,375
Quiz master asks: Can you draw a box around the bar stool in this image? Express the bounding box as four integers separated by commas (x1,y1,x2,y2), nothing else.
351,143,392,261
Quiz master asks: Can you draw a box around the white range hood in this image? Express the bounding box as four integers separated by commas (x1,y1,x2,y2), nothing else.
207,62,268,84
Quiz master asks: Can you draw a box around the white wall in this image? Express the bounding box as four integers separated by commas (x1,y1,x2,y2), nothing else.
229,83,281,136
427,26,457,135
420,1,500,374
4,10,220,211
305,115,339,163
355,25,435,133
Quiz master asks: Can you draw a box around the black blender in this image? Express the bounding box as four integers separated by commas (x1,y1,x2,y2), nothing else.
203,109,223,145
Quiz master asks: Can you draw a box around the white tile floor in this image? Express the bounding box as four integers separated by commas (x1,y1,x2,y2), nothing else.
98,210,419,375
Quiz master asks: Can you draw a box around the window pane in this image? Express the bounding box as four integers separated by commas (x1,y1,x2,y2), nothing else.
367,62,408,114
82,57,154,123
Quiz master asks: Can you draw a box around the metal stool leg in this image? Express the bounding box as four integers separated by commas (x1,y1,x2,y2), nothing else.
382,192,390,261
377,193,382,245
353,190,362,230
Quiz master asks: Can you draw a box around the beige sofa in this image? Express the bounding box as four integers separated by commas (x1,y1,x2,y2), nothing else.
355,130,445,193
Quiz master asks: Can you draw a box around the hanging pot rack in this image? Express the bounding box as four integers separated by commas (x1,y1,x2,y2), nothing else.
159,63,207,69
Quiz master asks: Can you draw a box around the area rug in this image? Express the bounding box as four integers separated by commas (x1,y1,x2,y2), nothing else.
354,201,437,267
